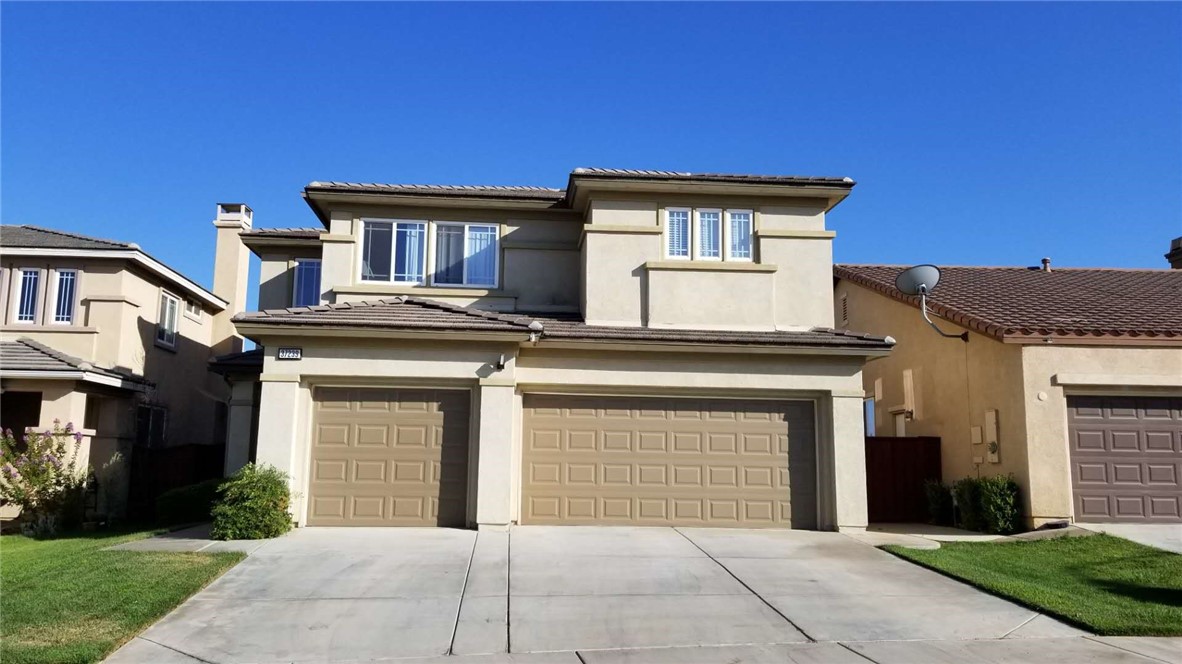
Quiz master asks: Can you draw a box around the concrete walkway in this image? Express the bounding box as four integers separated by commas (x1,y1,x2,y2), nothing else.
106,523,270,554
1077,522,1182,554
104,526,1181,664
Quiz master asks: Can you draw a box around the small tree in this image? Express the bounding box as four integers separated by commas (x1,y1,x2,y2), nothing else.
0,421,89,537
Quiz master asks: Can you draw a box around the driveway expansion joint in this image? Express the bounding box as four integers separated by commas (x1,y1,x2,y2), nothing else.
672,527,817,643
447,531,481,655
136,637,218,664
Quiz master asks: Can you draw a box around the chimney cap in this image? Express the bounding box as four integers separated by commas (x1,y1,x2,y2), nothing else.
1040,257,1052,272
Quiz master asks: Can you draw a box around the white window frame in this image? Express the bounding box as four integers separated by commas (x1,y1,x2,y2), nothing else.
14,268,41,324
663,207,692,260
156,290,180,348
429,222,500,289
183,298,202,322
291,258,322,307
50,269,79,325
724,209,754,262
357,218,429,286
692,208,723,261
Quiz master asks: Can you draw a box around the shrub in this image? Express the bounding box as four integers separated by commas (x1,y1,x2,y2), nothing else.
97,451,128,521
952,477,983,532
210,464,292,540
156,477,223,525
923,480,953,526
0,421,89,537
952,474,1023,535
978,474,1021,535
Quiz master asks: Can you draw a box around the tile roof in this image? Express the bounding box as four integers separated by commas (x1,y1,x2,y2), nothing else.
240,227,322,239
305,181,567,201
835,264,1182,342
1,225,133,250
0,338,151,384
208,347,264,374
233,297,893,351
570,168,856,187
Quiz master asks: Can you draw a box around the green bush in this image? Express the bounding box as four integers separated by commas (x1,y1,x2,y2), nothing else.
978,474,1021,535
952,477,983,532
924,480,953,526
952,474,1022,534
210,464,292,540
156,478,222,525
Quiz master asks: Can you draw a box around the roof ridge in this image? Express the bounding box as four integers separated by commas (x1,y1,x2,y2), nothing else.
12,225,130,248
836,263,1179,273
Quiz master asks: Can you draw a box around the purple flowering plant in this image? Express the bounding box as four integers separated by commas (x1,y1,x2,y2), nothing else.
0,422,88,536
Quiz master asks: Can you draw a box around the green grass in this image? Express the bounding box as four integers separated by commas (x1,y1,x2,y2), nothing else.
885,534,1182,636
1,529,244,664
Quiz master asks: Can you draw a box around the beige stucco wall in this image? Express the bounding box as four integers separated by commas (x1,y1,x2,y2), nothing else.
835,281,1029,496
1019,344,1182,524
257,246,324,311
250,333,871,531
646,265,776,330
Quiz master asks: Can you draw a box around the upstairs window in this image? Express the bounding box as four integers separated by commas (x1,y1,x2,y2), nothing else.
361,220,427,284
184,299,202,321
664,208,753,262
292,259,322,307
434,223,498,287
53,270,77,324
156,291,179,347
360,219,498,288
16,269,40,323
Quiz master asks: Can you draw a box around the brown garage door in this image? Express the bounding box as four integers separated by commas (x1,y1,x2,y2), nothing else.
1069,395,1182,523
521,395,817,528
308,387,470,527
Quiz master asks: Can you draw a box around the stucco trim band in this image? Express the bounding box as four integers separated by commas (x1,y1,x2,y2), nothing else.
644,261,778,273
582,225,663,235
757,229,837,239
1053,373,1182,388
259,373,302,383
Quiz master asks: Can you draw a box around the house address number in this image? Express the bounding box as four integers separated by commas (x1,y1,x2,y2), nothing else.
277,347,302,361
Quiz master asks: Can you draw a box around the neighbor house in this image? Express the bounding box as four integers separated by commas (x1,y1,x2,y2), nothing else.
834,256,1182,527
0,213,250,514
215,168,893,531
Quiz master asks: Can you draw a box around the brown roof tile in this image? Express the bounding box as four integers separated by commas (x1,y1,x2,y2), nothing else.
233,297,892,350
835,264,1182,341
0,338,151,384
1,225,133,250
240,227,322,239
570,168,855,187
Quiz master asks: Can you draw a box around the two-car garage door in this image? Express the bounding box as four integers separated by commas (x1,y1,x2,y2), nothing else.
521,395,817,528
307,388,818,529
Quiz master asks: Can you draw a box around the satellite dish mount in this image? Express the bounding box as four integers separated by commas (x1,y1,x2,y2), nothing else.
894,265,968,342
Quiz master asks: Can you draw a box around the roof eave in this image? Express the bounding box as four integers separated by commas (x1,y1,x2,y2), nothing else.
302,188,567,228
565,175,853,214
530,337,893,356
233,321,530,343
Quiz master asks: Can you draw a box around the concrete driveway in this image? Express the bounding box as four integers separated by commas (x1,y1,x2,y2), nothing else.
106,526,1178,664
1077,522,1182,554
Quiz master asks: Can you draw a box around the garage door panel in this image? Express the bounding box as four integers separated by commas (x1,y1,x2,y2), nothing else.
309,388,469,527
521,395,815,529
1068,396,1182,524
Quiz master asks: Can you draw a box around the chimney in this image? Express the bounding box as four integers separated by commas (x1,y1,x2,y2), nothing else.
1167,237,1182,270
1040,257,1052,272
211,203,252,355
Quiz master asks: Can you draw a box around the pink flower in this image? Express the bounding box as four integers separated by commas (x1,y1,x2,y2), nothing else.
73,432,84,443
64,422,74,433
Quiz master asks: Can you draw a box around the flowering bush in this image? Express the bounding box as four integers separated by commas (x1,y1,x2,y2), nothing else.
0,420,89,537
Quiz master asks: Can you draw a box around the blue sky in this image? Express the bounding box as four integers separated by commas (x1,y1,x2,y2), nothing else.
3,2,1180,298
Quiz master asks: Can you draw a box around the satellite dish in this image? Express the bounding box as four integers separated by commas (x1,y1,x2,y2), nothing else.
895,264,942,296
894,264,967,342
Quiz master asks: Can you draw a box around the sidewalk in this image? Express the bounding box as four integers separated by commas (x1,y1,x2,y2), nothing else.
105,524,271,554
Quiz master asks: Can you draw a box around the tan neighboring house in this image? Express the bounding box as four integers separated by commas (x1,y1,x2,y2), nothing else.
214,168,893,531
0,212,250,515
834,261,1182,527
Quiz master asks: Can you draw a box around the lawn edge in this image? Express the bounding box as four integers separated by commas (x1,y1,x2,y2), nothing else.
98,548,247,662
879,543,1106,636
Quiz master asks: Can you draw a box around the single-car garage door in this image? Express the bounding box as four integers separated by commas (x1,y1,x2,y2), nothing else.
308,387,470,527
521,395,817,528
1068,395,1182,523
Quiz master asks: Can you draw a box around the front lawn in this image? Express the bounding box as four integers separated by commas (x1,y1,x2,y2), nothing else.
886,534,1182,636
1,529,244,664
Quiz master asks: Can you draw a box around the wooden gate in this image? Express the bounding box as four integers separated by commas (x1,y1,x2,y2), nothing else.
865,436,941,523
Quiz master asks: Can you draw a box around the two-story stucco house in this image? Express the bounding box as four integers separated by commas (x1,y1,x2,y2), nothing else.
0,215,249,513
217,168,893,531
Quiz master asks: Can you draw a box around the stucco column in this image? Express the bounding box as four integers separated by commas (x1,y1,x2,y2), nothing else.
255,376,303,520
475,380,515,528
223,379,257,475
831,393,869,531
